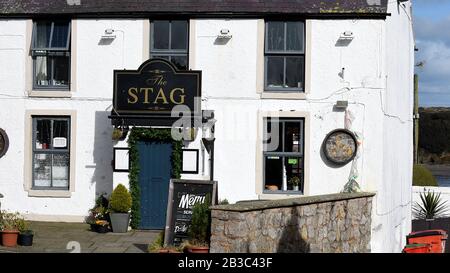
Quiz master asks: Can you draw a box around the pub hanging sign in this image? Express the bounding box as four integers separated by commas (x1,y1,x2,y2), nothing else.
112,58,201,125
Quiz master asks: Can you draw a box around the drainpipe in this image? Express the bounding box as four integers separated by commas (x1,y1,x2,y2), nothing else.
413,74,419,164
210,130,215,182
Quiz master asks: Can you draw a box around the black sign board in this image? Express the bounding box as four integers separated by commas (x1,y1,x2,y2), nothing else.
164,179,217,247
111,58,201,126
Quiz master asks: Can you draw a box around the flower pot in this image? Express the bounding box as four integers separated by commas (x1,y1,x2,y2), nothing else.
1,230,19,247
110,213,130,233
186,246,209,253
18,231,34,246
95,224,109,233
293,185,299,191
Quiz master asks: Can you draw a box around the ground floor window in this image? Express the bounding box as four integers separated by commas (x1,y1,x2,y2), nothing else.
263,117,304,193
32,116,70,189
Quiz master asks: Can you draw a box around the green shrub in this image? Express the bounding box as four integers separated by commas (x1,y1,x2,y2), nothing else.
0,211,22,231
109,184,132,213
413,165,438,187
188,195,211,246
148,231,164,253
16,217,30,233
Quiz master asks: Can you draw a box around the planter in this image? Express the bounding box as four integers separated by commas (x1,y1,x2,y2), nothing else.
185,246,210,253
96,225,110,233
18,231,34,246
158,248,182,253
1,230,19,247
90,224,109,233
110,212,130,233
292,185,299,191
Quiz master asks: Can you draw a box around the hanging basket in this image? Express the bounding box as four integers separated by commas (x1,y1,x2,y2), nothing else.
112,127,129,141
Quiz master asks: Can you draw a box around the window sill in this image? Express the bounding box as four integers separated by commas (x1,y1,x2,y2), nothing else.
28,90,72,98
258,193,304,200
27,189,72,198
261,92,307,100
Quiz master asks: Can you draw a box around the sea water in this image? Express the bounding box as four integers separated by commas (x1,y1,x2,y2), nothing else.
436,175,450,187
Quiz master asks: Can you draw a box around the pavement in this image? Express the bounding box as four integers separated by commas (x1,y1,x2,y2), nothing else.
0,221,159,253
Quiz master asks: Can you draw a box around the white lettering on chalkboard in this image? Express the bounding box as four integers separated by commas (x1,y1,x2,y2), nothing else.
178,194,206,209
175,224,188,233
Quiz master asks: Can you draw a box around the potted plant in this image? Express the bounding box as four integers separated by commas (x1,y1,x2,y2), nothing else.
109,184,132,233
112,128,123,141
184,195,211,253
148,231,183,253
0,211,21,247
112,126,129,141
413,188,449,228
17,217,34,246
87,194,111,233
289,176,300,191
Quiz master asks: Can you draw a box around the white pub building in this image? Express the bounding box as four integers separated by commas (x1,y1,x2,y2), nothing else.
0,0,414,252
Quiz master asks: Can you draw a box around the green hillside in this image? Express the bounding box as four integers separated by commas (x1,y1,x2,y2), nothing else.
419,107,450,164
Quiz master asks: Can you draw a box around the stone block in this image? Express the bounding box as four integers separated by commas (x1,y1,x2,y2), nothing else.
212,210,229,221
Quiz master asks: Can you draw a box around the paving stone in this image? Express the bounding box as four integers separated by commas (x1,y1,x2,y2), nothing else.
93,247,128,253
0,221,154,253
124,245,147,253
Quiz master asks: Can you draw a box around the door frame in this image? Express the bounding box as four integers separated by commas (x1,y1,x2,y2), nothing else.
127,127,182,229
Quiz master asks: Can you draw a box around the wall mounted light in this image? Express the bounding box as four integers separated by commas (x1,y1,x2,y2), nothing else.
217,29,232,39
335,100,349,110
102,28,116,39
339,31,354,40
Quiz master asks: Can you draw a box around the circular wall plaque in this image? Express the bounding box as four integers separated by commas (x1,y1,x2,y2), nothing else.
0,128,9,158
323,129,357,166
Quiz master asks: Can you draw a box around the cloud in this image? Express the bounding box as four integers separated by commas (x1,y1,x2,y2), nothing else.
414,14,450,105
414,16,450,46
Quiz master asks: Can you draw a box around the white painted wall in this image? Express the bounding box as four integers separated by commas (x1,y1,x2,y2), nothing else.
0,7,414,253
0,19,145,221
370,1,414,253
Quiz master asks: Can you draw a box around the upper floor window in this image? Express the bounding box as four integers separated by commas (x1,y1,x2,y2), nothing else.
150,20,188,70
31,20,71,90
265,21,305,92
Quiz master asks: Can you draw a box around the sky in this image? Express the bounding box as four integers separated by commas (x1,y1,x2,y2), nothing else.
414,0,450,107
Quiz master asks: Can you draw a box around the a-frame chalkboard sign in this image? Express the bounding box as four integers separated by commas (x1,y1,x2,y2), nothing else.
163,179,217,247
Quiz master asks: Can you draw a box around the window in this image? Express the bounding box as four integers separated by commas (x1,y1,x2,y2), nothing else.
265,21,305,91
31,20,71,89
150,20,189,70
263,118,304,193
32,117,70,190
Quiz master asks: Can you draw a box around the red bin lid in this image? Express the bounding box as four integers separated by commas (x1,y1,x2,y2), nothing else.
408,229,447,239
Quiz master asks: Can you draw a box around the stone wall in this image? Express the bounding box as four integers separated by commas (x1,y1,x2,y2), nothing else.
210,192,375,253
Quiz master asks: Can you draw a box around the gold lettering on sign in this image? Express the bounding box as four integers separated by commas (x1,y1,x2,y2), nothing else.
146,75,167,86
170,88,185,104
140,88,153,104
127,88,138,104
154,88,169,104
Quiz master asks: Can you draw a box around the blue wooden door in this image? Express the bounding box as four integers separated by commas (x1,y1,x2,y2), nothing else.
138,141,172,229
